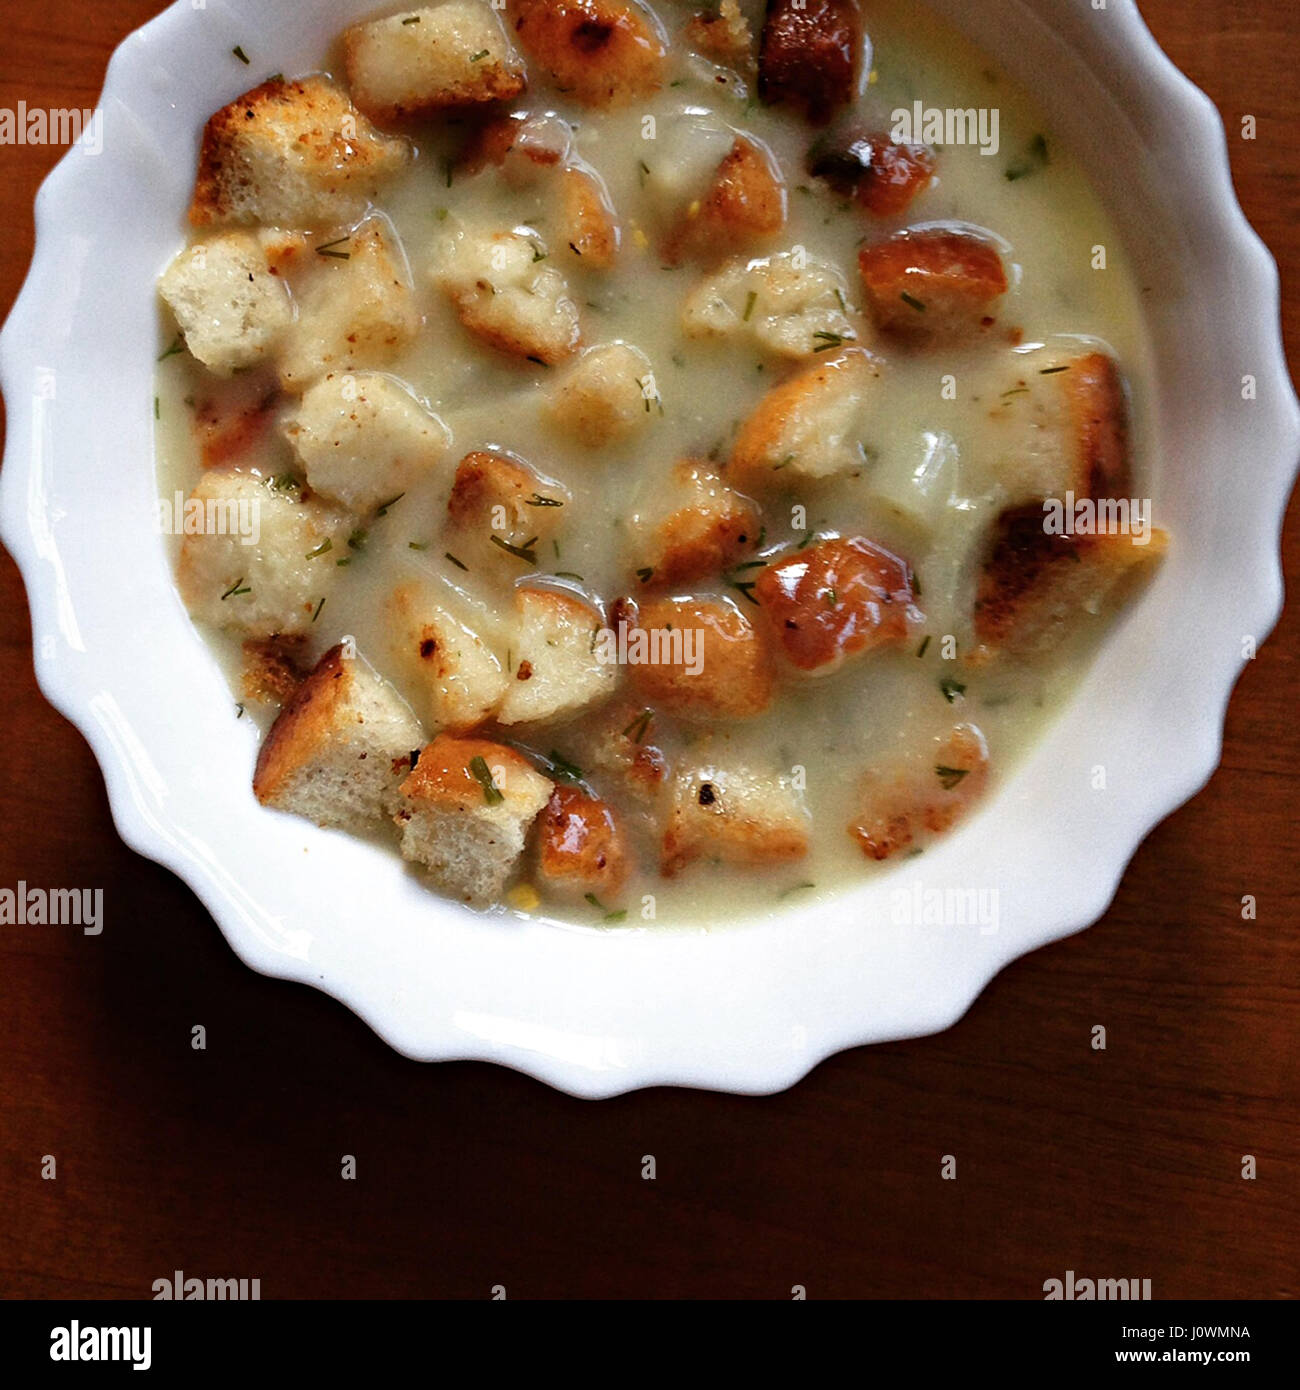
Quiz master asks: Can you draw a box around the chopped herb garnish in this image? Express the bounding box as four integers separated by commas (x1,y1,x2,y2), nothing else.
900,291,927,313
813,330,848,351
584,891,625,923
939,676,967,703
553,571,585,582
525,493,564,508
470,755,504,805
445,552,469,571
347,529,368,553
306,539,333,559
470,48,489,61
743,290,758,322
623,709,653,743
157,335,183,362
311,597,326,624
936,765,971,791
402,14,421,23
778,882,816,900
235,703,245,719
490,535,538,565
408,541,429,551
1040,365,1070,375
1006,133,1049,182
315,236,352,260
376,493,405,516
154,397,160,420
635,566,654,584
221,578,250,601
232,45,250,65
1000,386,1030,398
772,453,796,471
546,750,584,784
917,635,932,658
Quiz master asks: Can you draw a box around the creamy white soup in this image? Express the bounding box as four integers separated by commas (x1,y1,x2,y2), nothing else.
155,0,1166,926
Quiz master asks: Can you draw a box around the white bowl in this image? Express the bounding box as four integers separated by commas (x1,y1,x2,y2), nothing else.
2,0,1296,1097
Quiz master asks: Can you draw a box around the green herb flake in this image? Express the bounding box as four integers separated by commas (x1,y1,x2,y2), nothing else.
311,597,326,624
232,45,250,65
490,534,539,565
157,335,184,362
900,291,927,313
916,634,932,658
936,765,971,791
547,750,584,784
315,235,352,260
623,708,653,744
445,552,469,571
778,882,816,901
742,290,758,322
939,676,967,704
306,539,333,559
1006,133,1050,182
470,755,505,805
375,492,405,517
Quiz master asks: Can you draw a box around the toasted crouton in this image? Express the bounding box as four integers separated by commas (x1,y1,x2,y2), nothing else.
976,351,1132,507
681,250,861,358
758,0,862,125
858,229,1008,343
283,372,451,514
159,233,293,376
634,461,760,587
497,586,616,725
343,3,526,124
810,132,936,216
849,723,989,861
560,165,621,268
619,595,773,720
194,393,281,470
754,536,923,674
535,786,632,898
241,635,309,706
586,701,671,802
661,759,811,876
176,471,349,637
434,225,582,364
253,644,425,832
387,582,508,732
395,735,553,904
279,216,422,390
506,0,668,107
458,109,572,178
685,1,754,68
666,136,786,265
729,347,882,490
444,449,570,570
546,342,657,445
189,76,409,228
970,507,1168,661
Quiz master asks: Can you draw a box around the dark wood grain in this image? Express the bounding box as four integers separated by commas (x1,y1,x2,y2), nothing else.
1,0,1296,1300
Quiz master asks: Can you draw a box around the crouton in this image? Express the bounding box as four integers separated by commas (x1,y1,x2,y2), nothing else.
858,229,1008,343
159,232,293,376
810,132,936,216
434,225,582,364
849,723,990,861
283,372,451,514
241,635,309,706
497,585,616,724
729,347,882,490
546,342,657,445
754,536,923,674
971,507,1168,661
176,471,349,637
535,786,632,898
665,136,786,265
560,165,621,268
189,76,409,228
681,250,861,359
685,1,754,69
618,594,774,719
279,217,422,390
458,109,571,178
253,643,426,833
506,0,668,107
586,701,671,801
758,0,862,125
634,461,760,587
661,759,811,876
977,351,1132,507
395,734,553,904
194,392,281,470
444,449,570,570
387,582,508,732
343,3,527,124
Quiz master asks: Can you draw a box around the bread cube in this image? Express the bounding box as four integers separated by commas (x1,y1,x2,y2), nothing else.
685,1,754,68
810,132,935,217
241,635,309,707
343,3,527,124
560,165,621,268
665,137,786,265
758,0,862,125
661,759,811,876
681,250,860,358
395,734,553,904
546,342,656,446
194,392,280,470
279,216,422,390
858,228,1008,343
444,449,570,571
535,786,632,899
620,594,773,719
189,76,409,229
729,347,882,490
284,372,451,514
176,470,349,637
634,461,760,587
386,582,508,732
253,643,425,832
506,0,668,107
754,536,923,674
434,225,581,364
458,110,571,178
497,586,616,725
849,723,990,861
586,700,671,802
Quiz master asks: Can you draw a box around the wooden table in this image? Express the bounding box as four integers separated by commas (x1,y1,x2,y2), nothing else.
1,1,1296,1300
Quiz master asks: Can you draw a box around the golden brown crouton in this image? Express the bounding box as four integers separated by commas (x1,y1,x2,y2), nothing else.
634,461,761,588
754,536,923,674
970,507,1168,661
546,342,658,445
758,0,862,125
506,0,668,106
849,723,990,861
619,594,774,720
810,132,936,216
586,701,671,802
189,77,409,228
195,393,280,471
535,786,631,898
343,3,527,124
241,635,309,706
498,586,616,724
253,643,425,832
458,109,571,177
684,1,754,68
560,165,621,268
858,229,1008,343
665,136,786,266
445,449,570,570
729,347,882,490
661,759,811,877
